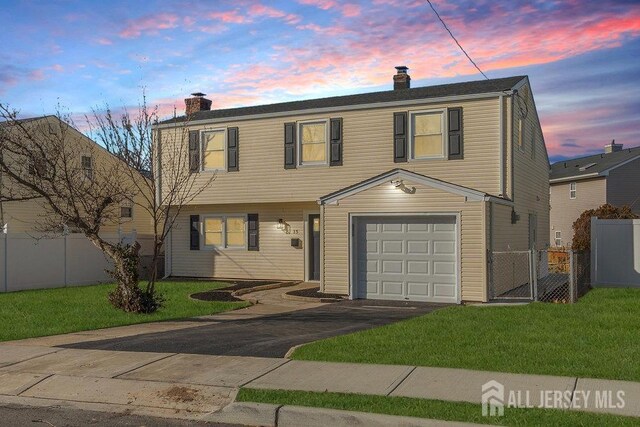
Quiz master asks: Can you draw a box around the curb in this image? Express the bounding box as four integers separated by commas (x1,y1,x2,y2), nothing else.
203,402,479,427
232,281,301,297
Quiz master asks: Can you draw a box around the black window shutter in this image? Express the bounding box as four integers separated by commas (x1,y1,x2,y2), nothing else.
448,107,463,160
329,118,343,166
393,112,407,163
188,130,200,173
284,122,296,169
189,215,200,250
247,214,259,251
227,127,239,172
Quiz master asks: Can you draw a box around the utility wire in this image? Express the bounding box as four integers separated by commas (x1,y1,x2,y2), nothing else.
425,0,489,80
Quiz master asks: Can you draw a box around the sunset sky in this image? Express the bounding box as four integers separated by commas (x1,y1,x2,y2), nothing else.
1,0,639,162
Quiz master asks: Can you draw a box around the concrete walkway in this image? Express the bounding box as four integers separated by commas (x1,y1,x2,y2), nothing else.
0,342,638,423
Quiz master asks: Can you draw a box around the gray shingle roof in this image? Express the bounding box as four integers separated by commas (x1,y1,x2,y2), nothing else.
550,146,640,182
159,76,526,125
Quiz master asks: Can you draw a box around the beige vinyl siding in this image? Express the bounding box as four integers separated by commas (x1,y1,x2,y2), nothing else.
606,157,640,214
321,179,487,302
550,177,606,247
510,82,550,250
159,96,502,205
170,202,317,280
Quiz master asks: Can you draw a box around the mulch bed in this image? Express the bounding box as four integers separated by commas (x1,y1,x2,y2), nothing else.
190,290,244,302
286,287,346,300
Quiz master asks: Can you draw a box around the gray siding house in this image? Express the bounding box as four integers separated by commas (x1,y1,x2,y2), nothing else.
549,142,640,247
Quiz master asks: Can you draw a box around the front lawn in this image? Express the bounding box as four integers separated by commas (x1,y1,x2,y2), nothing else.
292,288,640,381
0,281,249,342
237,389,638,426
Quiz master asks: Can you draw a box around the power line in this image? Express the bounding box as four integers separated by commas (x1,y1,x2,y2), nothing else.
425,0,489,80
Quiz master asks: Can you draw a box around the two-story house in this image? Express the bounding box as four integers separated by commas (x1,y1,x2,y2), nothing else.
549,142,640,247
156,68,550,303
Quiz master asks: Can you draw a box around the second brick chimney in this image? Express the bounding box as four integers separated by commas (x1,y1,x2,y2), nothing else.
393,66,411,90
185,92,212,116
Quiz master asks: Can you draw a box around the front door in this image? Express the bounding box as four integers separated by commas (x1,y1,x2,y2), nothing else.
308,214,320,281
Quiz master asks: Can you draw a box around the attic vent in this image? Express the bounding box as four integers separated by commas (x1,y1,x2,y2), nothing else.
579,162,597,171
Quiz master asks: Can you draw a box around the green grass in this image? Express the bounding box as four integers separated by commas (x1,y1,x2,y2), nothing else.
0,281,249,342
237,388,638,426
293,288,640,381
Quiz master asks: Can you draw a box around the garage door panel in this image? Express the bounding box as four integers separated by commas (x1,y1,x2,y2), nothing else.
382,240,403,254
407,260,429,274
356,215,458,303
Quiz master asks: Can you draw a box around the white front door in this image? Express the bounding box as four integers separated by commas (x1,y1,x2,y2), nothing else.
355,215,458,303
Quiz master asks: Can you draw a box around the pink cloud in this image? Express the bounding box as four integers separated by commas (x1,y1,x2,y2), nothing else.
119,13,180,38
96,37,113,45
28,69,45,81
298,0,361,17
249,4,301,24
209,10,247,24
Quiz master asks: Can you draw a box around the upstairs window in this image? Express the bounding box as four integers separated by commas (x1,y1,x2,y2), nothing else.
81,155,93,180
298,121,328,165
120,206,133,218
569,182,576,199
411,110,445,159
555,231,562,247
201,130,226,171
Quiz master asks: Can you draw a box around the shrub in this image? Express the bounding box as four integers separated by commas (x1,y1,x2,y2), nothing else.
572,204,638,250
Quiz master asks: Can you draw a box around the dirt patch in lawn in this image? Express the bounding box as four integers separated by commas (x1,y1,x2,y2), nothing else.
287,287,346,300
160,386,199,403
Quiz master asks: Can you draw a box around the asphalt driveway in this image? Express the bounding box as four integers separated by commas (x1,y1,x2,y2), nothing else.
62,300,447,358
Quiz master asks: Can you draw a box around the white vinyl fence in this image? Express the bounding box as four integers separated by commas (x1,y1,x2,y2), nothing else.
0,231,155,292
591,217,640,287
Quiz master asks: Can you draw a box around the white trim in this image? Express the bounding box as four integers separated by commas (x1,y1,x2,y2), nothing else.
348,212,461,304
499,95,505,196
154,91,516,129
408,109,446,161
549,172,599,184
200,213,248,250
303,209,321,283
569,182,576,199
297,119,330,167
200,128,227,172
483,195,514,207
319,169,489,205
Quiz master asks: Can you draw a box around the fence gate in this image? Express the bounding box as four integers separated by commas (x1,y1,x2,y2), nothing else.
488,251,533,300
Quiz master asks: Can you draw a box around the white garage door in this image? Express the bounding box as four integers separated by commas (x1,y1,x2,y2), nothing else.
355,216,458,303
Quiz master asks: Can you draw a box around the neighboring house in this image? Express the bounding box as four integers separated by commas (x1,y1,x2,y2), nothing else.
0,115,153,236
549,143,640,247
0,116,156,292
156,68,550,303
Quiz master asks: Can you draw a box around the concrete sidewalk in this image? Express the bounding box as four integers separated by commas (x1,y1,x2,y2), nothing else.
0,342,638,424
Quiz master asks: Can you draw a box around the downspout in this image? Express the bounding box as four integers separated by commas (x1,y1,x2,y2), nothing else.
510,93,516,201
499,95,505,197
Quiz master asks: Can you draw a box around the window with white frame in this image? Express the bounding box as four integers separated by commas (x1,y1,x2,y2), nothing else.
120,199,133,219
298,121,327,165
411,110,445,159
201,130,226,171
569,182,576,199
202,215,246,249
555,230,562,247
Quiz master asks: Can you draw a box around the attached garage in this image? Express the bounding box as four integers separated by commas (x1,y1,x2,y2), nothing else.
320,169,496,303
353,215,459,303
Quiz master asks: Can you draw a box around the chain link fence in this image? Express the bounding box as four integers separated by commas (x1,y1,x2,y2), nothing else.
488,249,590,303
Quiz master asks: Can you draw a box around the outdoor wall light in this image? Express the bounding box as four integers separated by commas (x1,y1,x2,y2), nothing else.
390,179,416,194
277,218,285,230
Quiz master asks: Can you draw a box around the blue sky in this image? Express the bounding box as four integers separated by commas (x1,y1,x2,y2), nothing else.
1,0,639,162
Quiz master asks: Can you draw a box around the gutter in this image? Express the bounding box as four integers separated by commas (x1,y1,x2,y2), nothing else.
549,172,600,184
499,94,505,196
154,91,514,129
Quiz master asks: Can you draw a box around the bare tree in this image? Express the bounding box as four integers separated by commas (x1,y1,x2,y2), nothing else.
0,97,212,313
88,93,215,304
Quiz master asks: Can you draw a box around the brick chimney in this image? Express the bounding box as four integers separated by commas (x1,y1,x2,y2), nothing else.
185,92,212,116
604,140,623,154
393,66,411,90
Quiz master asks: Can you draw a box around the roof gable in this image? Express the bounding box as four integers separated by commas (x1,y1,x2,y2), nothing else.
318,168,511,205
